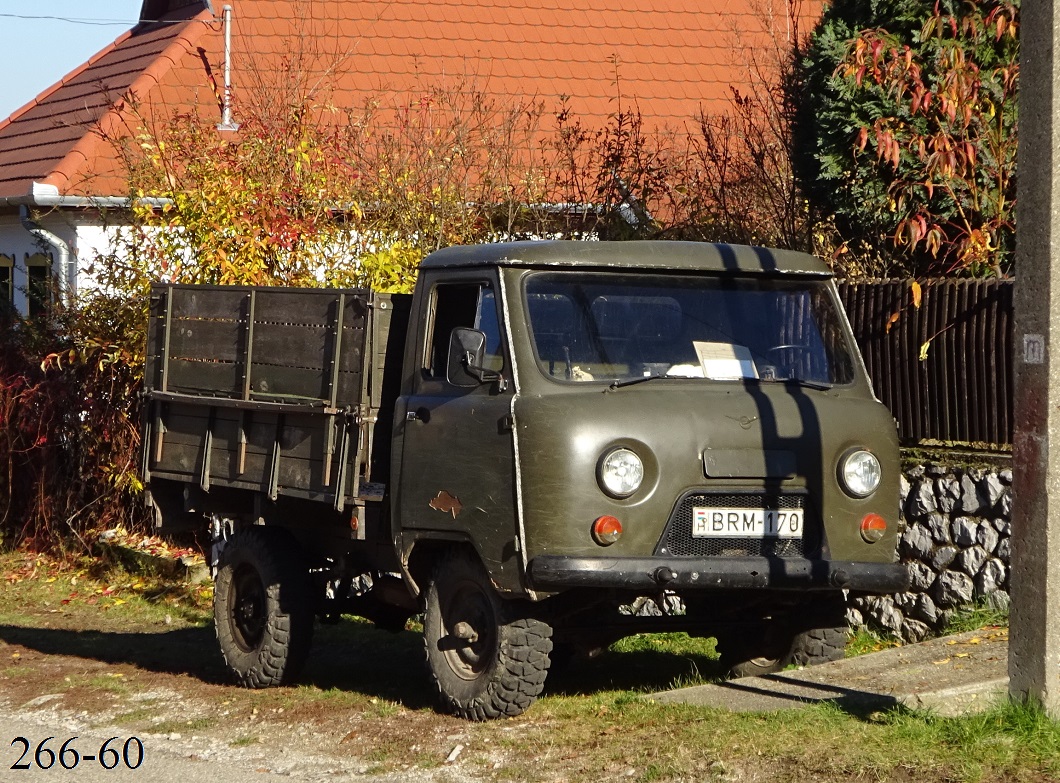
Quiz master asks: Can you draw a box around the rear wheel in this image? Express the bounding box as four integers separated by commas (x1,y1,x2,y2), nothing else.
424,550,553,720
214,527,314,687
718,601,848,678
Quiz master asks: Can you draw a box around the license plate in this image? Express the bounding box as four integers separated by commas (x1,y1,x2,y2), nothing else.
691,507,803,538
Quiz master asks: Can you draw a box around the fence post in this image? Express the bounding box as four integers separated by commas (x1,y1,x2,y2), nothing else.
1010,0,1060,715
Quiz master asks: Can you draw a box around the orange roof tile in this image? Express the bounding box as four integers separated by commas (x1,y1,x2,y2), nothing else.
0,0,819,201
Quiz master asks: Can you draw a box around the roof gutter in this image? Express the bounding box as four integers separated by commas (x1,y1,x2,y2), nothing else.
0,182,172,208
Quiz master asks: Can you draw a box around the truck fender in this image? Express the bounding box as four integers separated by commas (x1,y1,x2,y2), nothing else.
402,535,516,599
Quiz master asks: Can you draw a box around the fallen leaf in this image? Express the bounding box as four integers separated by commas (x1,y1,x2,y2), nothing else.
445,745,464,764
934,658,951,665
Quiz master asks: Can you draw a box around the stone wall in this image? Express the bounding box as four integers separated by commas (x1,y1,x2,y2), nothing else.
848,463,1012,643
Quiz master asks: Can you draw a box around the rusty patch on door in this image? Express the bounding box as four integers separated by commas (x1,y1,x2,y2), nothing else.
429,490,463,519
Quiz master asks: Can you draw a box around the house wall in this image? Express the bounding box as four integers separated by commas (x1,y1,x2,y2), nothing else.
0,209,129,314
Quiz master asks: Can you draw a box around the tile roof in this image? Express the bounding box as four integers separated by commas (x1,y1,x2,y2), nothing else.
0,3,214,199
0,0,818,201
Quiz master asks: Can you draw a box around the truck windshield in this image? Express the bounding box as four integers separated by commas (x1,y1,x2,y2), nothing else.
525,272,855,386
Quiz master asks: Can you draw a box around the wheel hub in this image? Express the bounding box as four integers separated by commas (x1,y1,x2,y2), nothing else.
230,565,267,652
443,582,497,680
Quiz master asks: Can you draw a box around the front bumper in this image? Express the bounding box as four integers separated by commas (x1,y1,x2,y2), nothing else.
527,555,909,593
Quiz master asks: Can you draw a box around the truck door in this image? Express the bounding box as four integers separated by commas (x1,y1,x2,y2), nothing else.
397,276,520,585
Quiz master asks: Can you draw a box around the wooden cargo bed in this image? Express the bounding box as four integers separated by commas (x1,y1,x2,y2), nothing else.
142,284,409,513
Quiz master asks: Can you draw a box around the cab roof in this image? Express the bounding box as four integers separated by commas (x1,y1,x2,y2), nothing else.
419,241,832,276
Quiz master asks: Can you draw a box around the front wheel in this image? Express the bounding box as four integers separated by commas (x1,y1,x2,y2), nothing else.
214,527,314,687
424,550,553,720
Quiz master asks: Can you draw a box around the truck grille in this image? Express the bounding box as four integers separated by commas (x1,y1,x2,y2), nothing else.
656,491,809,558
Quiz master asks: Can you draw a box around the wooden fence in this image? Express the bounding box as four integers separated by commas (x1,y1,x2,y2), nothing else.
837,279,1013,450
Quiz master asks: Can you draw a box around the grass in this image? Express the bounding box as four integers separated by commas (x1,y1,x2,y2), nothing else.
510,695,1060,782
87,673,133,693
112,707,161,725
847,625,903,657
944,600,1011,635
845,597,1011,659
0,551,212,630
150,717,215,735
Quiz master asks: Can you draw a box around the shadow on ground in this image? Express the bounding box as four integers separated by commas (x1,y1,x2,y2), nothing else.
0,620,730,708
546,647,727,696
0,621,431,707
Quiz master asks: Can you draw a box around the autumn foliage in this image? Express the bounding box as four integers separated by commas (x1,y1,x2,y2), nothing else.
841,1,1018,275
0,305,143,552
797,0,1019,278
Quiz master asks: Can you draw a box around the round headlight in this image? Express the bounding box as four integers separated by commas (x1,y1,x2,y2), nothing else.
599,448,644,498
839,449,882,498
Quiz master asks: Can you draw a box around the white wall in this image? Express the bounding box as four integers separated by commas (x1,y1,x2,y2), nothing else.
0,209,132,314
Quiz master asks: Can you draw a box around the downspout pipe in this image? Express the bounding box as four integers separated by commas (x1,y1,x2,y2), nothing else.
19,204,75,306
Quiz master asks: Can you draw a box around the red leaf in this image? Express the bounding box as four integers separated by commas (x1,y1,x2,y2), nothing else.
871,38,884,64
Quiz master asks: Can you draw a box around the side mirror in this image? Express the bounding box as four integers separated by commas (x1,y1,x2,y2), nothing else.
447,327,501,386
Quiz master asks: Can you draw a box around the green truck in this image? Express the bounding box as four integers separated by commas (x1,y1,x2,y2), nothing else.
141,240,907,720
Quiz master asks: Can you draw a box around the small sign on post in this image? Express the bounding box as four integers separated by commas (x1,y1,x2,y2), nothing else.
1023,334,1045,365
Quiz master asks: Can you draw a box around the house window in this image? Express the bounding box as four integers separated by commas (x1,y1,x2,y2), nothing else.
25,253,52,318
0,254,12,312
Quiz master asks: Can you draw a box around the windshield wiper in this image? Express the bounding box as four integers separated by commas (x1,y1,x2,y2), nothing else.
610,372,657,389
607,375,834,392
606,375,703,389
758,376,833,391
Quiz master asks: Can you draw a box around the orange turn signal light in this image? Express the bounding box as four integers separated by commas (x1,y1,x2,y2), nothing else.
592,515,623,546
860,513,887,544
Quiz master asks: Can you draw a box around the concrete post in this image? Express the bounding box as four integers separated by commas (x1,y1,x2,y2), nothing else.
1011,0,1060,713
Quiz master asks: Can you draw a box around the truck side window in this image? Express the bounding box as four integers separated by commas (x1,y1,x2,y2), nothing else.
426,283,504,379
